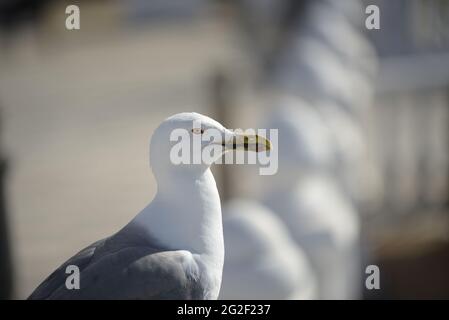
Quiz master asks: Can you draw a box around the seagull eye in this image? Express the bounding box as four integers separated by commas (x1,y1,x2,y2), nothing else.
192,128,204,135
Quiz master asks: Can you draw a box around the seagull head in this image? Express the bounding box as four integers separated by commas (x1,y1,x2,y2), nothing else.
150,112,271,181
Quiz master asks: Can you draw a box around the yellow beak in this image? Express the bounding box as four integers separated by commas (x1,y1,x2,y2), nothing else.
223,133,272,152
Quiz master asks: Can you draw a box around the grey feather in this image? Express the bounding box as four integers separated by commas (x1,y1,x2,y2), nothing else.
28,224,204,300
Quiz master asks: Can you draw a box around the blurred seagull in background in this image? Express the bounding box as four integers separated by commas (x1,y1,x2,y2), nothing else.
260,100,362,299
219,199,317,300
28,112,271,300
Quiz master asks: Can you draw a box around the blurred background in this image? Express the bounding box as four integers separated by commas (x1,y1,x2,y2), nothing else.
0,0,448,299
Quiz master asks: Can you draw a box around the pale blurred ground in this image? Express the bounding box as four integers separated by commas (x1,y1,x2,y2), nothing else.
0,3,246,298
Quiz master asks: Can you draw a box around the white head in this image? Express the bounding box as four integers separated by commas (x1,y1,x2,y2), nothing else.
150,112,271,186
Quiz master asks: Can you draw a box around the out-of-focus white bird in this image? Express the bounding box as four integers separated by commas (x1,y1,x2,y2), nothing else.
259,99,362,299
272,1,377,118
219,199,317,300
308,0,378,77
271,20,383,212
274,37,358,114
315,100,384,212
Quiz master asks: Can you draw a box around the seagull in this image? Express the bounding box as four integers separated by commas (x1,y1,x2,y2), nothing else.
258,101,362,299
219,199,317,300
28,112,271,300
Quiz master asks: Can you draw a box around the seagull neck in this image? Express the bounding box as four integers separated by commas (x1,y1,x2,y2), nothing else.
136,168,224,259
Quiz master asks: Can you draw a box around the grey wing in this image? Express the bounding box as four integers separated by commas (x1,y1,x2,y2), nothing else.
38,247,204,300
28,239,106,300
